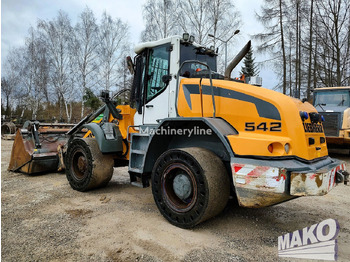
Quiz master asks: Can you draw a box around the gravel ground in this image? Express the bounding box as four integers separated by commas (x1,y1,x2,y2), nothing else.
1,139,350,262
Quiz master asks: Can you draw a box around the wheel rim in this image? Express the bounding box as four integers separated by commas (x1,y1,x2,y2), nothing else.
162,163,197,213
71,149,88,181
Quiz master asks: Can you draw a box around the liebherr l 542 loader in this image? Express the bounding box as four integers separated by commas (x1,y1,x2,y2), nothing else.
11,34,348,228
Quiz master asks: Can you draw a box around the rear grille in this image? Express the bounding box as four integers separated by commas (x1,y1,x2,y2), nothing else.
320,112,342,137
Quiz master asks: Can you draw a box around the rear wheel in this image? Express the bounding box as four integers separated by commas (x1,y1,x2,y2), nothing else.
65,138,114,191
152,147,230,228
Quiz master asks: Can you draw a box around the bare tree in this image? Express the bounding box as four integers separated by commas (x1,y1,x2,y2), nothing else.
144,0,240,72
314,0,350,87
208,0,241,44
177,0,210,44
141,0,177,41
38,11,75,122
1,47,25,117
22,27,50,119
3,8,134,121
294,0,300,98
255,0,350,98
97,12,129,91
141,0,241,54
1,78,12,117
176,0,241,49
306,0,315,100
206,0,241,72
255,0,288,94
73,7,99,117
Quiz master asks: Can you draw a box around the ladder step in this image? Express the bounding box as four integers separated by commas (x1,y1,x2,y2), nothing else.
130,133,150,137
130,149,146,155
131,181,145,188
129,167,143,173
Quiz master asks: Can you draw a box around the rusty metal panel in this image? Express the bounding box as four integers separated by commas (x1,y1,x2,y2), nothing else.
290,163,346,196
232,163,286,193
231,163,293,207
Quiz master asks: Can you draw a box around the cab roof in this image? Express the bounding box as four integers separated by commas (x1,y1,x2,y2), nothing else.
314,86,350,91
134,35,204,55
134,35,181,55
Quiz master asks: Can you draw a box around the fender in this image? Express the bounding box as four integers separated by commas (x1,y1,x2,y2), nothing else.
142,117,237,174
83,122,123,153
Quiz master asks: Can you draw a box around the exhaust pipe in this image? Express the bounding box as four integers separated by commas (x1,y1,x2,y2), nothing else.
224,40,251,80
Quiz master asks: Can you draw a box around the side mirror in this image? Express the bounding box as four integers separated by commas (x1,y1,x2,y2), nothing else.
126,56,134,75
162,74,172,85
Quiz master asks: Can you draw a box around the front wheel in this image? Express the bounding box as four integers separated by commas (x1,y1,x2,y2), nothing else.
65,138,114,192
152,147,230,228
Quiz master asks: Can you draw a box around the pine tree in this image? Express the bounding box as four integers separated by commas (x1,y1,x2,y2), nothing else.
240,47,259,77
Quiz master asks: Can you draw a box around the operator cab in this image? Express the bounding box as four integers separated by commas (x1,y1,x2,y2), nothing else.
131,34,219,125
313,87,350,138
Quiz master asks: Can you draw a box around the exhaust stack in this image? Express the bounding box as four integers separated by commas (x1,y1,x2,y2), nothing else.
224,40,251,80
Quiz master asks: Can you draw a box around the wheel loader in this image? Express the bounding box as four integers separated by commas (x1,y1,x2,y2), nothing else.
9,34,349,228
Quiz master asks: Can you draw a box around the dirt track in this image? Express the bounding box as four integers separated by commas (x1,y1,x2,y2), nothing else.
1,139,350,262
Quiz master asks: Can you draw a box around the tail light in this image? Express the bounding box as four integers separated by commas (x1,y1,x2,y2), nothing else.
268,144,273,153
267,142,289,155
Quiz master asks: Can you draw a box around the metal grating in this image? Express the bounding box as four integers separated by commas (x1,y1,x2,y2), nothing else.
320,112,341,137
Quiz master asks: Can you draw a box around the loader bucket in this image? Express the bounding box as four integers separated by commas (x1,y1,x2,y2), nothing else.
8,122,71,175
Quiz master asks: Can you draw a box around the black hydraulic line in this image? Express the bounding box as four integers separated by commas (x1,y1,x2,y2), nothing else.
66,89,131,137
66,105,106,136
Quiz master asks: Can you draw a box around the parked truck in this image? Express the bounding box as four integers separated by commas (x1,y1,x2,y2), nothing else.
9,34,349,228
313,86,350,150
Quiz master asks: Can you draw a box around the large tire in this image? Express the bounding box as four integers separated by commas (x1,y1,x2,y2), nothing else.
152,147,230,228
65,138,114,192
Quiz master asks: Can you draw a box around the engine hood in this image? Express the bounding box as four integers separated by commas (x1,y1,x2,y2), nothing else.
177,78,328,161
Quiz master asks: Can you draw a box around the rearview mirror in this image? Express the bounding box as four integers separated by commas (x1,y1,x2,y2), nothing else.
162,75,172,85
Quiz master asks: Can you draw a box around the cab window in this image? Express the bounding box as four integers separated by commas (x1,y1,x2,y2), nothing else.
314,90,350,106
146,44,171,101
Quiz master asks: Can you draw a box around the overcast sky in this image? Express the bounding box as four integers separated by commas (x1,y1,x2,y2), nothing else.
1,0,276,87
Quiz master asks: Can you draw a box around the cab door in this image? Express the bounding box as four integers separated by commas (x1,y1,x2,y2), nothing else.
132,43,172,126
142,44,172,124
